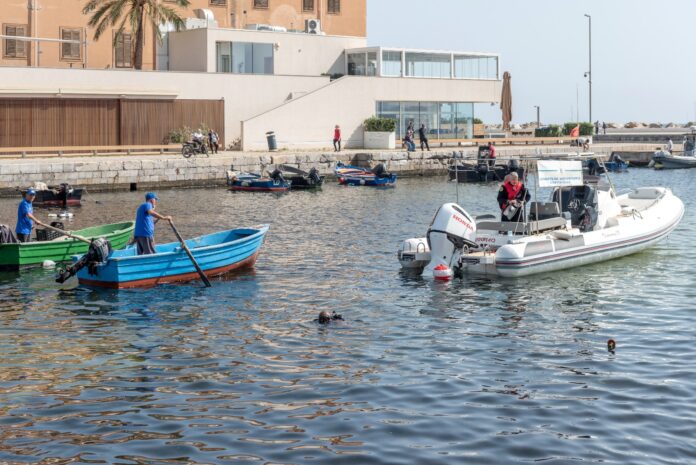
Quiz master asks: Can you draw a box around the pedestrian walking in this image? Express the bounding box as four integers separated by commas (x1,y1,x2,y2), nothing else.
594,120,600,135
602,121,607,135
418,123,431,151
404,122,416,152
333,125,342,152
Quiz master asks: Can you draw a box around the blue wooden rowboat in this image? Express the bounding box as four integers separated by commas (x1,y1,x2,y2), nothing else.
335,163,397,187
74,225,269,289
226,171,291,192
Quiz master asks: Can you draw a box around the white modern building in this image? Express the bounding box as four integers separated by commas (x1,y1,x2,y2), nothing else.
0,13,502,151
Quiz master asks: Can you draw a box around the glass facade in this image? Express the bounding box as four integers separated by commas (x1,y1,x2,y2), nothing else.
377,101,474,140
405,52,451,78
454,55,498,79
216,41,273,74
382,50,402,77
347,52,367,75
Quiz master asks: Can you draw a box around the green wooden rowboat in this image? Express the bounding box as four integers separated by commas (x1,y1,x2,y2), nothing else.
0,221,134,271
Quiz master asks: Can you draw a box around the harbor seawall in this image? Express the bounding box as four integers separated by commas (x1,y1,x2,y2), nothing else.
0,144,659,195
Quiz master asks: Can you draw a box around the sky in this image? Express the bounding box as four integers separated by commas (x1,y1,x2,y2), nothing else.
367,0,696,126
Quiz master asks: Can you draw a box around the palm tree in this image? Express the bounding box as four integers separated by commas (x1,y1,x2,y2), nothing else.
83,0,190,70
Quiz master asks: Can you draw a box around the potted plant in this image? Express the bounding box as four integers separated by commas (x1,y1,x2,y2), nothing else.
363,117,397,150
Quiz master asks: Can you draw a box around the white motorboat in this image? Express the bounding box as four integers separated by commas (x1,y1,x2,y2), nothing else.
398,160,684,280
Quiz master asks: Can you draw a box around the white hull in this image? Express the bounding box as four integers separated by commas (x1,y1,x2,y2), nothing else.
457,188,684,277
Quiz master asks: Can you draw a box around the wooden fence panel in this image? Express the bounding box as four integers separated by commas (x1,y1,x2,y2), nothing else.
0,100,33,147
0,98,224,148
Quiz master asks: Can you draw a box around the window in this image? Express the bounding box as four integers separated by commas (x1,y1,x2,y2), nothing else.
454,55,498,79
327,0,340,14
382,50,402,77
303,0,314,11
347,52,366,76
405,52,451,78
209,0,226,5
253,0,268,8
60,28,82,61
216,41,274,74
3,24,28,59
114,33,132,68
377,101,474,140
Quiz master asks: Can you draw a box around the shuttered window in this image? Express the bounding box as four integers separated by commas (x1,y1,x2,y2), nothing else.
60,28,82,61
3,24,28,59
209,0,226,5
303,0,314,11
327,0,340,14
114,33,132,68
253,0,268,9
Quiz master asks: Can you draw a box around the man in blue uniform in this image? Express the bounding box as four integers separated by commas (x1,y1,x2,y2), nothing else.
134,192,172,255
16,189,42,242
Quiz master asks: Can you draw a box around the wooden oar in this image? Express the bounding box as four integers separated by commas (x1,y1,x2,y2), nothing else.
168,220,212,288
37,222,91,245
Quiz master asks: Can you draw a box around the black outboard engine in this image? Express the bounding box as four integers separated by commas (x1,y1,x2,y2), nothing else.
507,159,520,172
308,167,322,184
372,163,389,178
55,238,112,283
58,183,72,208
269,169,286,183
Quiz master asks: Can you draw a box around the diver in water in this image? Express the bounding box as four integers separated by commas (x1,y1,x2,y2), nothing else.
316,311,344,325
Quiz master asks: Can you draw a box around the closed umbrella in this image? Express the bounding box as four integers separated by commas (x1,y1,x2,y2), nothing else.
500,71,512,131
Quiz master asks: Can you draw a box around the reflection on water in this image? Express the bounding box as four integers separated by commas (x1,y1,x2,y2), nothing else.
0,170,695,464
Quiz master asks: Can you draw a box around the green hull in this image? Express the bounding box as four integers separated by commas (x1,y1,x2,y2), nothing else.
0,222,134,270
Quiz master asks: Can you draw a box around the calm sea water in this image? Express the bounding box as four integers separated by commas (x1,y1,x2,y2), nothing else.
0,169,694,465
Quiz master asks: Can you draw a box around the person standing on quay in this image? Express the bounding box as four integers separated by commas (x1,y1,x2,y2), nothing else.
134,192,172,256
333,125,342,152
419,123,431,151
15,189,43,243
404,121,416,152
208,129,219,154
595,120,600,135
602,121,608,135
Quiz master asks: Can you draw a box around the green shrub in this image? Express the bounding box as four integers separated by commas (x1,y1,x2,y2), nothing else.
563,122,594,136
535,125,561,137
473,118,483,125
364,117,397,133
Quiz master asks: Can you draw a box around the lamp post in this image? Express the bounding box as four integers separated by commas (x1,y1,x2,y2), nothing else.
584,14,592,124
534,105,540,128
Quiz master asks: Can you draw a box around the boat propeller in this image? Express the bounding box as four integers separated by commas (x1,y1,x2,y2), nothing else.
55,238,112,283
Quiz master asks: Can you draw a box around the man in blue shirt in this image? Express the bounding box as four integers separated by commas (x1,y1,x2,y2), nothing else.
134,192,172,255
16,189,43,242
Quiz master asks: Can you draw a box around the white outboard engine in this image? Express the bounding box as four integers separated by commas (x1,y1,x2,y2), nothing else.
425,203,478,281
398,237,431,272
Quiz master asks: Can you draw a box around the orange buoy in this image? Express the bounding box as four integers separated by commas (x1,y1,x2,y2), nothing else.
433,264,453,281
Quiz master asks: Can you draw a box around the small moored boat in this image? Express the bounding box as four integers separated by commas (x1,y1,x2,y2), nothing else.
22,183,84,207
335,162,397,187
227,170,291,192
0,221,134,271
74,225,269,289
278,165,325,189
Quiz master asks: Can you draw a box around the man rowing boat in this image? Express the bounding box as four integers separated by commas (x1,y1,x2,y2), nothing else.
134,192,172,255
15,189,45,242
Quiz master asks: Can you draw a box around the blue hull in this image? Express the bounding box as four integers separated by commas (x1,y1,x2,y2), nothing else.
335,164,397,187
75,226,269,288
605,161,629,172
227,173,291,192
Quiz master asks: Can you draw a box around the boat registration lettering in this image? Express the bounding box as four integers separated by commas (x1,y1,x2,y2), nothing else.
476,236,497,243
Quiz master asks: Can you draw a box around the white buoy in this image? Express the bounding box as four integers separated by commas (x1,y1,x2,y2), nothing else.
42,260,56,268
48,213,58,218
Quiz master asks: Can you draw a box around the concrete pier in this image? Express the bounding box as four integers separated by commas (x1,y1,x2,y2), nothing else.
0,143,660,195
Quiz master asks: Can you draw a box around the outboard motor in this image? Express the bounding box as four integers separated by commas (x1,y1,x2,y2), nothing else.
55,238,112,283
58,183,72,208
308,167,322,184
372,163,388,178
269,169,286,183
425,203,478,281
507,159,520,172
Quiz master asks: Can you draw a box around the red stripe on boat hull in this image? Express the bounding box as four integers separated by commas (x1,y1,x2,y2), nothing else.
78,252,259,289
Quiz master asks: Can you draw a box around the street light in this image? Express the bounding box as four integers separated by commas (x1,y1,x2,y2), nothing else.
584,14,592,124
533,106,540,128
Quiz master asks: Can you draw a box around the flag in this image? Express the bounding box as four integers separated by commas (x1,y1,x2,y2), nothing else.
570,125,580,137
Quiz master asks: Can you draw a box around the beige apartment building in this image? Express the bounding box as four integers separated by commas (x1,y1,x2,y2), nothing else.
1,0,366,70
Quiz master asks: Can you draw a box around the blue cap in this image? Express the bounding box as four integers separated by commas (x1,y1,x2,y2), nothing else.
26,188,36,196
145,192,159,201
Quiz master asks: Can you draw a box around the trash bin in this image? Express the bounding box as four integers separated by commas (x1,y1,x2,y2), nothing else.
266,131,277,151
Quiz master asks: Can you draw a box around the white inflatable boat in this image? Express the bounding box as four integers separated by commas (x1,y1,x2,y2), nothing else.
399,163,684,280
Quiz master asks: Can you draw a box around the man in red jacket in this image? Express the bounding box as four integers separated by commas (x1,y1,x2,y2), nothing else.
497,172,530,222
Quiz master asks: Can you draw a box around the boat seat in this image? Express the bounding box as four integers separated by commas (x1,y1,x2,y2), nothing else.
628,187,664,200
476,217,567,234
528,202,561,221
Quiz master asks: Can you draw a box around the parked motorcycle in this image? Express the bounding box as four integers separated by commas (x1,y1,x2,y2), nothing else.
182,137,209,158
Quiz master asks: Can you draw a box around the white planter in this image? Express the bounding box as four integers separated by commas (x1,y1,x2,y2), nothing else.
363,131,396,150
